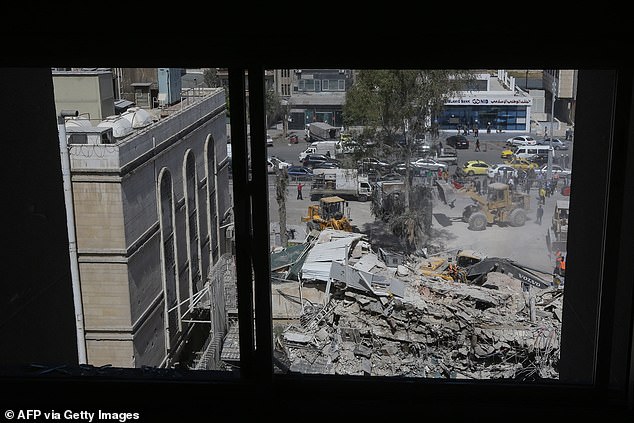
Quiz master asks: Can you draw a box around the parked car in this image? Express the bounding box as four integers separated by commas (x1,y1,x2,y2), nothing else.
501,147,514,159
267,156,291,174
390,161,412,175
379,172,403,182
358,157,392,173
506,135,537,146
536,164,572,177
313,161,340,170
460,160,491,176
487,163,519,179
286,165,314,179
504,157,539,171
410,157,448,172
302,154,340,168
537,138,569,150
445,134,469,149
266,133,274,146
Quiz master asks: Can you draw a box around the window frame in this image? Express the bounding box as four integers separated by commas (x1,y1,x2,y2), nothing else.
237,65,634,410
2,35,633,419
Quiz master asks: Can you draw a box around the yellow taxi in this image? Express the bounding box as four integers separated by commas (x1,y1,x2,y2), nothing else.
504,157,539,171
501,147,514,159
460,160,491,176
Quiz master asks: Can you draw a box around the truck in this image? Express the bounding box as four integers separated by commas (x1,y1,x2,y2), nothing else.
461,182,530,231
306,122,341,142
309,168,373,202
298,141,340,161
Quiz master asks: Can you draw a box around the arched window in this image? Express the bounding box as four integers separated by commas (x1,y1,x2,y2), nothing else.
158,170,180,351
184,152,202,297
206,136,219,264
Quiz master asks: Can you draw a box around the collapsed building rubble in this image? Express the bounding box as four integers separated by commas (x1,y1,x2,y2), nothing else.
273,230,562,381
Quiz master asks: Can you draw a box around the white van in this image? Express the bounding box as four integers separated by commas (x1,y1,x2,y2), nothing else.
513,145,553,160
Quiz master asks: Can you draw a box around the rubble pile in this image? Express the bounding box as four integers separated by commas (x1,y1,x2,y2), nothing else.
276,272,562,380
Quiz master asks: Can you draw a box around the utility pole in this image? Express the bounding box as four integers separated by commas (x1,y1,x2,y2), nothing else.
547,76,557,181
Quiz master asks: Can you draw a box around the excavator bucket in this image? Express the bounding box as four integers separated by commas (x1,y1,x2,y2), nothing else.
435,179,456,205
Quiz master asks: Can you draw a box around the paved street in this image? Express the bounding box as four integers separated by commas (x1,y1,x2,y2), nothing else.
261,128,572,275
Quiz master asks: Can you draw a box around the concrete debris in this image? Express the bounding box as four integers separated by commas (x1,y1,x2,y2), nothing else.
275,269,562,380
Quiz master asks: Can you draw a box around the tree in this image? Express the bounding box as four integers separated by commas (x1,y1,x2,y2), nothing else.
203,68,219,88
345,70,475,253
275,166,290,247
266,89,282,130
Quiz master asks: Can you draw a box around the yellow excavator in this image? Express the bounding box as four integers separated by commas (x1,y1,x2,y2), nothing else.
302,195,353,232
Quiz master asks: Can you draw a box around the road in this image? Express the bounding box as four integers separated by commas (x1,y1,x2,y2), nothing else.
263,129,573,274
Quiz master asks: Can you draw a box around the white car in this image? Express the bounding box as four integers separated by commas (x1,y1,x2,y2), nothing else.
410,157,448,171
487,163,518,179
506,135,537,146
537,138,569,150
267,156,291,174
266,133,274,146
536,164,572,177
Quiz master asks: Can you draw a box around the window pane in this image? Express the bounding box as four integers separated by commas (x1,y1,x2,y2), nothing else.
267,68,575,381
48,68,238,372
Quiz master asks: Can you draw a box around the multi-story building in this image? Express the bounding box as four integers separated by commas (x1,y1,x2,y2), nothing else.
273,69,353,130
544,69,577,125
54,69,234,368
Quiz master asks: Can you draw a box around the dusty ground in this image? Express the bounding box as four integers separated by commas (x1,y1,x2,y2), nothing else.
320,186,560,275
269,176,566,276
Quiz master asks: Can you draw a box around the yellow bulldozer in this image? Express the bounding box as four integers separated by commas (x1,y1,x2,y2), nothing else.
302,195,353,232
461,182,530,231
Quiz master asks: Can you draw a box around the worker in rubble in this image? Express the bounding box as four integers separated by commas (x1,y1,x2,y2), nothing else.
553,252,566,286
557,255,566,278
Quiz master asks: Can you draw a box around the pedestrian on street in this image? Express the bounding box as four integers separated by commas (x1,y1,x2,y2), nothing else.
475,138,480,151
536,204,544,224
297,182,304,200
539,186,546,205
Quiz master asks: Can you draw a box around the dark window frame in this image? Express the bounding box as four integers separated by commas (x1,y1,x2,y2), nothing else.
2,35,633,420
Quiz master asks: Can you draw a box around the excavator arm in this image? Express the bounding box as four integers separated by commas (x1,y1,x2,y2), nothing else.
465,257,552,289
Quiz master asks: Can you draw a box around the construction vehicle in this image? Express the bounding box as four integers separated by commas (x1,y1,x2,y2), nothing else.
418,250,553,289
302,195,353,232
546,199,569,254
461,182,530,231
463,257,553,289
419,249,484,283
310,168,373,202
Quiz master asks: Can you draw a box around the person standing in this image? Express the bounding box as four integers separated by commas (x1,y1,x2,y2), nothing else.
297,182,304,200
475,138,480,151
536,204,544,224
539,186,546,205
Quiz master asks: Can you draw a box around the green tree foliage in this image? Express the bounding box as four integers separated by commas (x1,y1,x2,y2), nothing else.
345,69,475,254
203,68,219,88
204,68,229,116
266,89,282,129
